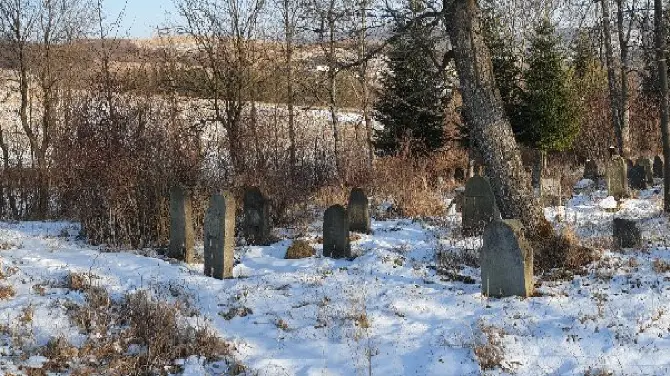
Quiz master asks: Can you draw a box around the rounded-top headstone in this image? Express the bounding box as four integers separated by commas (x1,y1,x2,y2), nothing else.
635,157,653,185
583,159,599,180
480,219,533,298
347,187,371,234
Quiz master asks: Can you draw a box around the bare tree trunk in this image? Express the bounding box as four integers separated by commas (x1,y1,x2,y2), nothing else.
445,0,545,233
616,0,631,157
655,0,670,211
600,0,623,156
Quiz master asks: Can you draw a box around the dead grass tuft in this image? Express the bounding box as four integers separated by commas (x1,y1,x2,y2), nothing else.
653,258,670,273
531,222,600,274
473,322,507,371
0,284,15,300
285,239,315,259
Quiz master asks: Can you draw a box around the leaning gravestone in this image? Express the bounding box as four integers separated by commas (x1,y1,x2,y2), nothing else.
242,187,271,245
480,219,533,298
628,165,647,190
636,157,654,185
583,159,599,180
204,192,236,279
462,176,498,237
654,155,664,178
169,185,195,263
347,188,371,234
613,218,641,249
323,204,350,258
606,157,628,199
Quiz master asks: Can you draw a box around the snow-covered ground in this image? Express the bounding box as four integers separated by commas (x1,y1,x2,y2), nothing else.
2,188,670,375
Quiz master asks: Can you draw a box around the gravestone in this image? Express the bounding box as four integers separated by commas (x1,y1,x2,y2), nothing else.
654,155,664,178
454,167,466,183
636,157,653,185
462,176,498,237
583,159,599,180
169,185,195,263
347,188,371,234
628,165,647,190
480,219,533,298
204,192,236,279
242,187,271,245
323,205,350,258
613,218,641,249
606,157,628,199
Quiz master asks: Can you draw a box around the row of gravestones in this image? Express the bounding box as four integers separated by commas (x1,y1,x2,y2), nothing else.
587,156,664,197
169,185,371,279
323,188,371,258
168,186,270,279
465,175,648,298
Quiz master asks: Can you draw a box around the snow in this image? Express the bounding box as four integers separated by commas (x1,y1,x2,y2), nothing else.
1,191,670,375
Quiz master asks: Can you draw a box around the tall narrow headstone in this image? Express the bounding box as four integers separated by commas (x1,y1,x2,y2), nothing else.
606,157,628,199
347,188,371,234
654,155,664,178
169,185,195,263
636,157,653,185
204,192,236,279
323,205,350,258
242,187,271,245
480,219,533,298
462,176,498,237
583,159,599,180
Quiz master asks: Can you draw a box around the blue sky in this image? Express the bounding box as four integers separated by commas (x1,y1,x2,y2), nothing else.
105,0,178,38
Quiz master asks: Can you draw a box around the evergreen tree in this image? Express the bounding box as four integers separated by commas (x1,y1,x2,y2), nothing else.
517,18,581,152
373,11,446,156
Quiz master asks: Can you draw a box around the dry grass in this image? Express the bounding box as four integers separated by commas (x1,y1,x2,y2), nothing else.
653,258,670,273
473,322,507,371
0,284,15,300
37,275,234,375
285,239,315,259
532,222,600,274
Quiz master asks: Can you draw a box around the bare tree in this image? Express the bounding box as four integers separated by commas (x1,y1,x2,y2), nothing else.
654,0,670,211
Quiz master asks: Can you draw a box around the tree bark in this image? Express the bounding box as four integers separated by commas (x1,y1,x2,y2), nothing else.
655,0,670,212
616,0,631,157
601,0,624,156
445,0,546,234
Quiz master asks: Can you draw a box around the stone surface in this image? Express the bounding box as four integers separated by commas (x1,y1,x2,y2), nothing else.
285,240,315,259
654,155,664,178
583,159,599,180
204,192,236,279
462,176,498,237
628,165,647,190
480,219,533,298
636,157,654,185
347,188,371,234
606,157,628,199
613,218,642,249
323,205,350,258
168,185,195,263
242,187,271,245
540,178,561,197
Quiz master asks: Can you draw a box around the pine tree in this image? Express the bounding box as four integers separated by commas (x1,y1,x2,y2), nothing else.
517,18,580,152
373,11,446,156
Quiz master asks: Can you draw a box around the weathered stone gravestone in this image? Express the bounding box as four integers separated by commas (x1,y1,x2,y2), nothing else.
169,185,195,263
462,176,499,237
204,192,236,279
628,165,647,190
583,159,599,180
540,178,561,196
480,219,533,298
454,167,466,183
606,157,628,199
613,218,641,249
323,205,350,258
347,188,371,234
654,155,664,178
636,157,654,185
242,187,271,245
